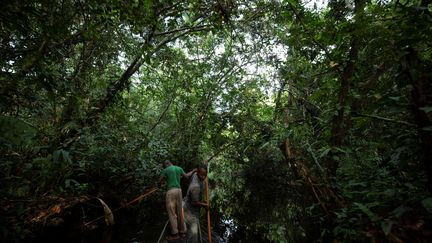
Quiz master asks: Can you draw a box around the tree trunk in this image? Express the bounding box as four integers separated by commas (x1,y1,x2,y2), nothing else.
327,0,365,177
406,48,432,194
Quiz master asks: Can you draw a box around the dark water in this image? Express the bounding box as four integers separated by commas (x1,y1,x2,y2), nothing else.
80,212,230,243
85,213,167,243
31,217,166,243
29,197,232,243
28,199,168,243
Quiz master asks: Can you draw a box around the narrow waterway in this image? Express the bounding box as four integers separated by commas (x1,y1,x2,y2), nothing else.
30,201,234,243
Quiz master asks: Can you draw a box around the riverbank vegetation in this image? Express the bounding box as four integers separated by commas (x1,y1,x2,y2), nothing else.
1,0,431,242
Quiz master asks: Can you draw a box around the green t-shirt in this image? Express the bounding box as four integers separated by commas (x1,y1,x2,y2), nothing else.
161,165,185,189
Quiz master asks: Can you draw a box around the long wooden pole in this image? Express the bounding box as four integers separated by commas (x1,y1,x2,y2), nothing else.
205,176,212,243
84,187,159,226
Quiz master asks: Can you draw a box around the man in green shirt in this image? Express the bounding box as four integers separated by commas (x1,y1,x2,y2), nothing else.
160,160,195,240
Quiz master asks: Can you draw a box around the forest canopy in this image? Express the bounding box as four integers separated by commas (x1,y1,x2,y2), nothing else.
1,0,432,242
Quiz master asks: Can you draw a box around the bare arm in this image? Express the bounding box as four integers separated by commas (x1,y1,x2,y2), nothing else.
182,168,197,179
158,176,166,187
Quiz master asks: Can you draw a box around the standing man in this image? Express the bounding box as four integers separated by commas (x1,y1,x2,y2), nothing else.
160,160,195,240
184,164,208,243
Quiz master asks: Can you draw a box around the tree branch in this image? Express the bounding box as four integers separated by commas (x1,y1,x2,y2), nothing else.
351,112,416,127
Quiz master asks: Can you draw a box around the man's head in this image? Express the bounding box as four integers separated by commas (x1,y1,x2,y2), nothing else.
197,163,208,181
164,160,172,168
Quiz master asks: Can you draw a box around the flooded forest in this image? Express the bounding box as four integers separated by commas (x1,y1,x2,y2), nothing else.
1,0,432,242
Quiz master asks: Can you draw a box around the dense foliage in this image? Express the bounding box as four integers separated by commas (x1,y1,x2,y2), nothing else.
1,0,431,242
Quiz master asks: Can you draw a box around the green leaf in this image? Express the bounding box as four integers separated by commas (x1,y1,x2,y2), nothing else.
354,202,379,221
319,147,331,158
53,150,62,163
53,149,72,164
333,147,348,154
380,220,393,236
421,198,432,213
422,126,432,132
420,107,432,113
65,179,79,189
389,96,401,101
182,12,191,25
391,205,412,218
